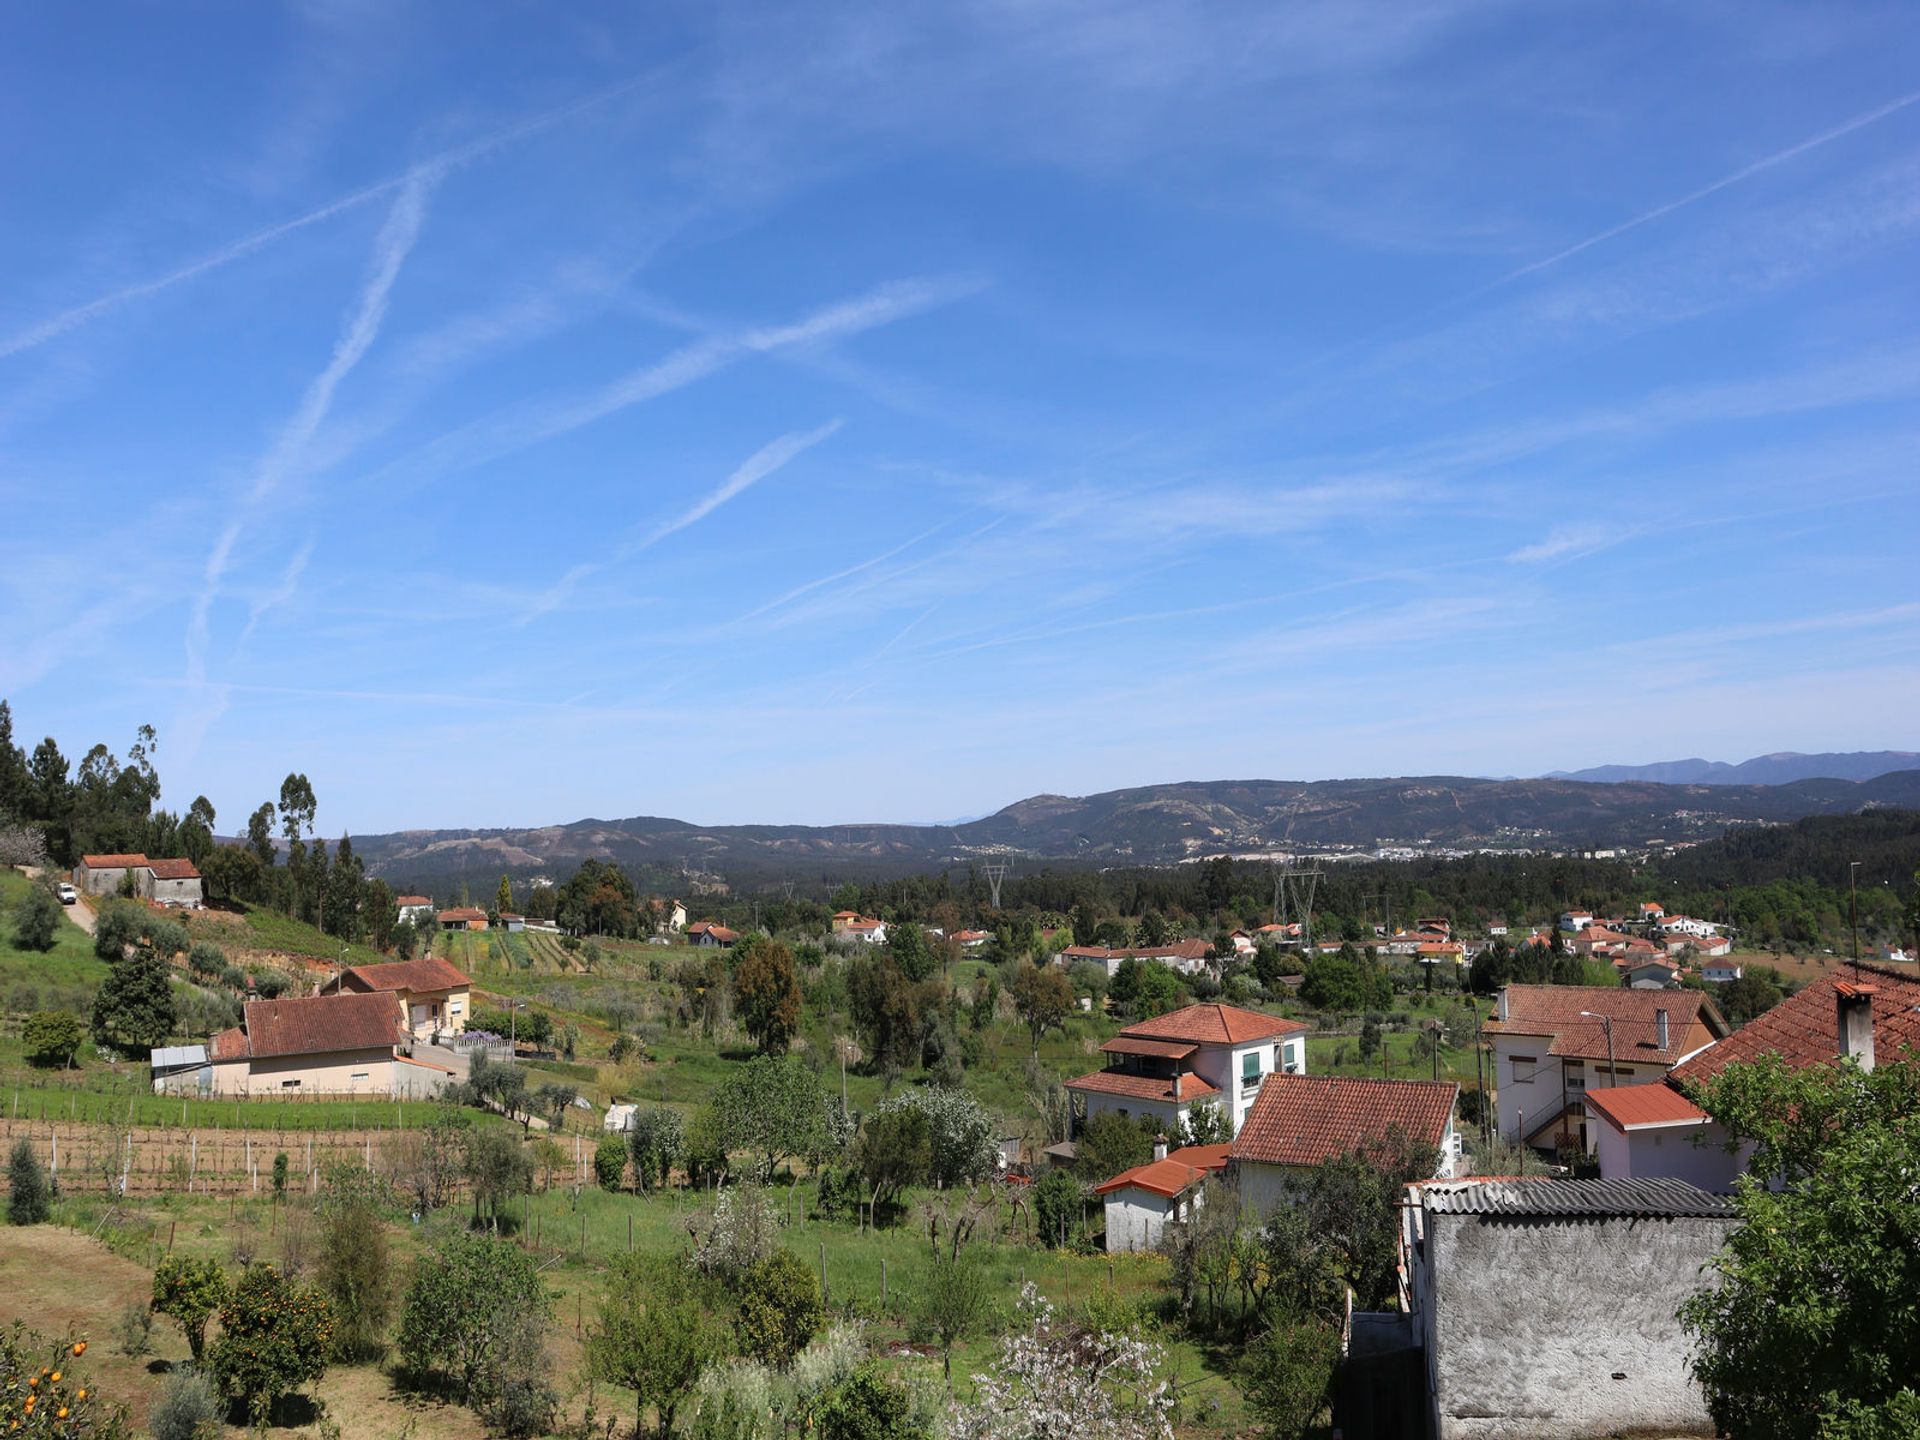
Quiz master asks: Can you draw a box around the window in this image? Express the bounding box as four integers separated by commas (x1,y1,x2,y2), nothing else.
1242,1051,1261,1080
1509,1055,1538,1082
351,1071,370,1082
280,1078,301,1089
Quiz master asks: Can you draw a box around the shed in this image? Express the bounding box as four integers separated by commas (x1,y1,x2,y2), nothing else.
150,1043,210,1094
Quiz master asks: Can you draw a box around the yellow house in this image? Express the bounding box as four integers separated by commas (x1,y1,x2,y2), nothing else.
319,955,473,1043
208,992,449,1097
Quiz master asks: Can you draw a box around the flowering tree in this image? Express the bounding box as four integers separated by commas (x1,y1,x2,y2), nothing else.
872,1087,1000,1189
949,1286,1174,1440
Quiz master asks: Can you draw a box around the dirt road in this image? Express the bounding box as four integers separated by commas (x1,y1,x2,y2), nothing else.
21,864,94,935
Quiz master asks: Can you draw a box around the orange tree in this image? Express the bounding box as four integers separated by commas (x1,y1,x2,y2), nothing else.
207,1264,334,1424
0,1327,127,1438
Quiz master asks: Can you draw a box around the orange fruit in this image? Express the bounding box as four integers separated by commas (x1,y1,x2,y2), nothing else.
70,1342,85,1356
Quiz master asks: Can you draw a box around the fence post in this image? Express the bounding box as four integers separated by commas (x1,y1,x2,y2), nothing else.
881,1259,888,1305
819,1241,829,1307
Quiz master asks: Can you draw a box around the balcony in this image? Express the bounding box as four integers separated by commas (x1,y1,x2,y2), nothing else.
1239,1069,1265,1095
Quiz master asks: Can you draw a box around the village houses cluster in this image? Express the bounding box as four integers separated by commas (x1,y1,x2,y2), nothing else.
92,865,1913,1439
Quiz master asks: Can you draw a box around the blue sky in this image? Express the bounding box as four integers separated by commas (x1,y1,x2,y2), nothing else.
2,2,1917,834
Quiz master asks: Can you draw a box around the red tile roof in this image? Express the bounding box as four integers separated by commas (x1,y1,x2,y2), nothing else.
1119,1002,1307,1046
147,857,200,880
224,992,406,1061
1582,1082,1709,1131
209,1025,249,1062
1060,940,1213,963
1672,962,1920,1087
1100,1036,1200,1060
1489,985,1726,1065
436,907,488,923
333,956,471,995
395,896,431,907
1064,1070,1221,1102
1230,1074,1457,1169
1094,1143,1232,1198
80,853,149,869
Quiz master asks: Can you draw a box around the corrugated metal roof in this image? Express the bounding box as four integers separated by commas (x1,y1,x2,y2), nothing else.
149,1044,208,1069
1421,1177,1734,1219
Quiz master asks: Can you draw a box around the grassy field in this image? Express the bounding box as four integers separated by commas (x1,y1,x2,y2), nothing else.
8,1163,1253,1439
0,867,109,994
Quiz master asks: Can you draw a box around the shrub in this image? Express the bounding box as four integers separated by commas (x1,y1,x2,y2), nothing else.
270,1152,289,1199
186,942,226,980
149,1367,224,1440
1032,1170,1081,1249
397,1231,549,1405
594,1136,628,1192
92,901,140,960
6,1139,51,1226
11,884,60,952
0,1322,127,1437
693,1185,780,1279
815,1366,931,1440
207,1263,333,1423
628,1106,685,1193
151,1255,228,1363
589,1254,727,1440
1242,1314,1339,1439
317,1191,394,1361
113,1301,153,1359
736,1249,823,1369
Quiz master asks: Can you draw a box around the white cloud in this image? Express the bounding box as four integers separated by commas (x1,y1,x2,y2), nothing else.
1507,523,1620,564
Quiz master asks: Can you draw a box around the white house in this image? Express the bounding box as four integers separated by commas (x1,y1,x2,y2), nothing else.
1558,910,1594,933
1587,967,1915,1188
1228,930,1256,958
1484,985,1729,1152
1066,1002,1308,1138
1094,1138,1230,1252
653,898,689,934
395,895,435,927
1397,1177,1738,1439
1657,914,1720,939
952,929,991,949
1228,1074,1457,1219
1699,962,1744,984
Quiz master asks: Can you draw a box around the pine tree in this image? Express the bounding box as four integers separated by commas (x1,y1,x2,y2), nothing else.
7,1138,51,1224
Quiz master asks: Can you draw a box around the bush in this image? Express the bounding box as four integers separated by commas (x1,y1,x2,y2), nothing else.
7,1139,51,1225
1242,1314,1339,1439
20,1009,82,1069
113,1301,153,1359
1032,1170,1081,1249
152,1255,229,1363
186,942,226,980
317,1191,394,1361
397,1231,550,1406
207,1263,333,1423
736,1249,824,1368
11,885,60,952
149,1367,225,1440
815,1366,932,1440
0,1323,127,1436
593,1136,628,1192
93,900,140,961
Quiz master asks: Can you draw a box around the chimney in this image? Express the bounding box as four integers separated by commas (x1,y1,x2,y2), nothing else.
1153,1134,1169,1162
1173,1070,1183,1100
1655,1009,1669,1051
1497,988,1510,1022
1836,982,1877,1071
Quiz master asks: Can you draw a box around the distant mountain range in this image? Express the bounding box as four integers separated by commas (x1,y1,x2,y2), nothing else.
1547,751,1919,786
345,769,1920,889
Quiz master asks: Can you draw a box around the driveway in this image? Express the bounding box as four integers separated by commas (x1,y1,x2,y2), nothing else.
22,864,93,935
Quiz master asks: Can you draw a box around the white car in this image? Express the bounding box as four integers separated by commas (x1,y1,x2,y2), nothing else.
56,883,78,905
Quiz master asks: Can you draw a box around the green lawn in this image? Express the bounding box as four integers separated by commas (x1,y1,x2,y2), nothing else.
0,867,110,995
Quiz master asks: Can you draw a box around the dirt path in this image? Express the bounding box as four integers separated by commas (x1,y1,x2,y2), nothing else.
21,864,94,935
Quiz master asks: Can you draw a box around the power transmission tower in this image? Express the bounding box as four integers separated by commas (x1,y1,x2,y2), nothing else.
983,861,1010,909
1277,855,1324,950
